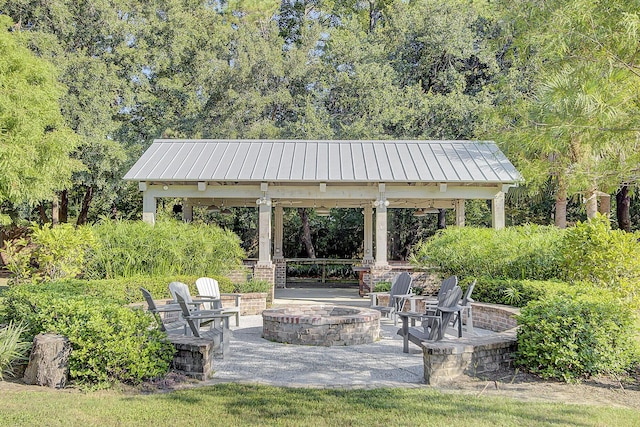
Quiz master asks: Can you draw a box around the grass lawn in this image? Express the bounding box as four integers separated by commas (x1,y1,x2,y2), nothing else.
1,383,639,426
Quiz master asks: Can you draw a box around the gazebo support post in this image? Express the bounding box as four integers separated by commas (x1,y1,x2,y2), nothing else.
142,192,156,225
182,199,193,222
455,199,465,227
491,191,505,230
362,205,374,265
273,205,286,288
255,196,275,299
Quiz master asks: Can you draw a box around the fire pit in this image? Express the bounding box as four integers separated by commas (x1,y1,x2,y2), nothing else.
262,305,380,346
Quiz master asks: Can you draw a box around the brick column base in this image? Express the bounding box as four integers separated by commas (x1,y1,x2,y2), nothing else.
254,263,275,303
274,258,286,288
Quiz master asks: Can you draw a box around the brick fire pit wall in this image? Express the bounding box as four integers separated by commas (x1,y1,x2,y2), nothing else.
262,305,380,346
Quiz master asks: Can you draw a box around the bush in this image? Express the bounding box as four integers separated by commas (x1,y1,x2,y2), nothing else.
468,277,575,307
412,225,565,280
374,281,391,292
1,223,96,284
85,219,245,279
3,286,175,387
232,280,272,294
516,293,640,382
0,321,30,380
561,215,640,298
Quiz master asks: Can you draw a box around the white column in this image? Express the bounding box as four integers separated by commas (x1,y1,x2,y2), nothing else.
363,205,374,264
257,198,272,266
273,205,284,260
375,200,388,267
491,192,505,230
455,199,465,227
182,199,193,222
142,192,156,225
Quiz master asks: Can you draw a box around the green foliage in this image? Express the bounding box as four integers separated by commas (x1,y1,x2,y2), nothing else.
412,225,565,280
1,223,96,283
0,15,82,219
85,219,245,279
373,281,391,293
516,294,640,382
0,321,30,380
561,215,640,297
233,280,272,294
469,277,574,307
3,285,175,387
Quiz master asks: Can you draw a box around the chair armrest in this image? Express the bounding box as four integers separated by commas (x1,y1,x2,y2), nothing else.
220,293,242,305
152,304,183,313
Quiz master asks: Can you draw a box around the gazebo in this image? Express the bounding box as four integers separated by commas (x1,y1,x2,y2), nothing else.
124,139,522,288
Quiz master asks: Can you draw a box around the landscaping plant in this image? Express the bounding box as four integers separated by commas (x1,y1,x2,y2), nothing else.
85,219,245,279
3,286,175,387
516,293,640,381
0,321,30,380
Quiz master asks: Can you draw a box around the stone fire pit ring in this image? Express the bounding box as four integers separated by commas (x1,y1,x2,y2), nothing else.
262,305,380,346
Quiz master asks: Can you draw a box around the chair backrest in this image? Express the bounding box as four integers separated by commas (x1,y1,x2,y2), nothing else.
140,287,166,332
437,276,458,300
174,290,201,337
388,272,413,307
195,277,221,310
140,287,158,312
461,280,476,306
429,285,463,340
169,281,192,304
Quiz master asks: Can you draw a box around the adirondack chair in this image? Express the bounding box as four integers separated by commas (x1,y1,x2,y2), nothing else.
397,285,463,353
168,281,218,309
195,277,241,326
422,276,458,312
139,287,186,334
370,272,413,325
173,288,233,338
451,280,476,335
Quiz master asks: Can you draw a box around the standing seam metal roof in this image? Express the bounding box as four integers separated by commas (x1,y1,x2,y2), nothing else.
123,139,522,184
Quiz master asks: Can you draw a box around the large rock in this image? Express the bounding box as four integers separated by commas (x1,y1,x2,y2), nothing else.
23,334,71,388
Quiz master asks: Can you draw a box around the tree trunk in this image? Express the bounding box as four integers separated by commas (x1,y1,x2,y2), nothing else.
38,203,49,224
437,209,447,229
616,185,631,232
555,177,567,228
52,196,59,226
77,186,94,226
585,187,598,219
59,190,68,223
297,208,316,258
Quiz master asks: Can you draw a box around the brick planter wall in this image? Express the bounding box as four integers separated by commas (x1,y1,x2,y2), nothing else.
168,333,229,380
220,292,268,315
419,303,520,385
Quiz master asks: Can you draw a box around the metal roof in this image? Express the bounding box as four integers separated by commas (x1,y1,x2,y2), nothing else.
124,139,521,184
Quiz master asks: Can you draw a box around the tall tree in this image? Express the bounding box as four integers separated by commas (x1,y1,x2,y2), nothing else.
0,15,81,225
492,0,640,227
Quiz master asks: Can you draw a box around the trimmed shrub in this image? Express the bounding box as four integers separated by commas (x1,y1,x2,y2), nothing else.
516,293,640,382
85,219,245,279
411,225,565,280
561,215,640,298
3,286,175,387
374,281,392,292
232,280,272,294
468,277,575,307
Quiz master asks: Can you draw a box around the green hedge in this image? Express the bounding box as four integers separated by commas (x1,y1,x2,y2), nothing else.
516,293,640,381
3,286,175,387
465,277,576,307
412,225,565,280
